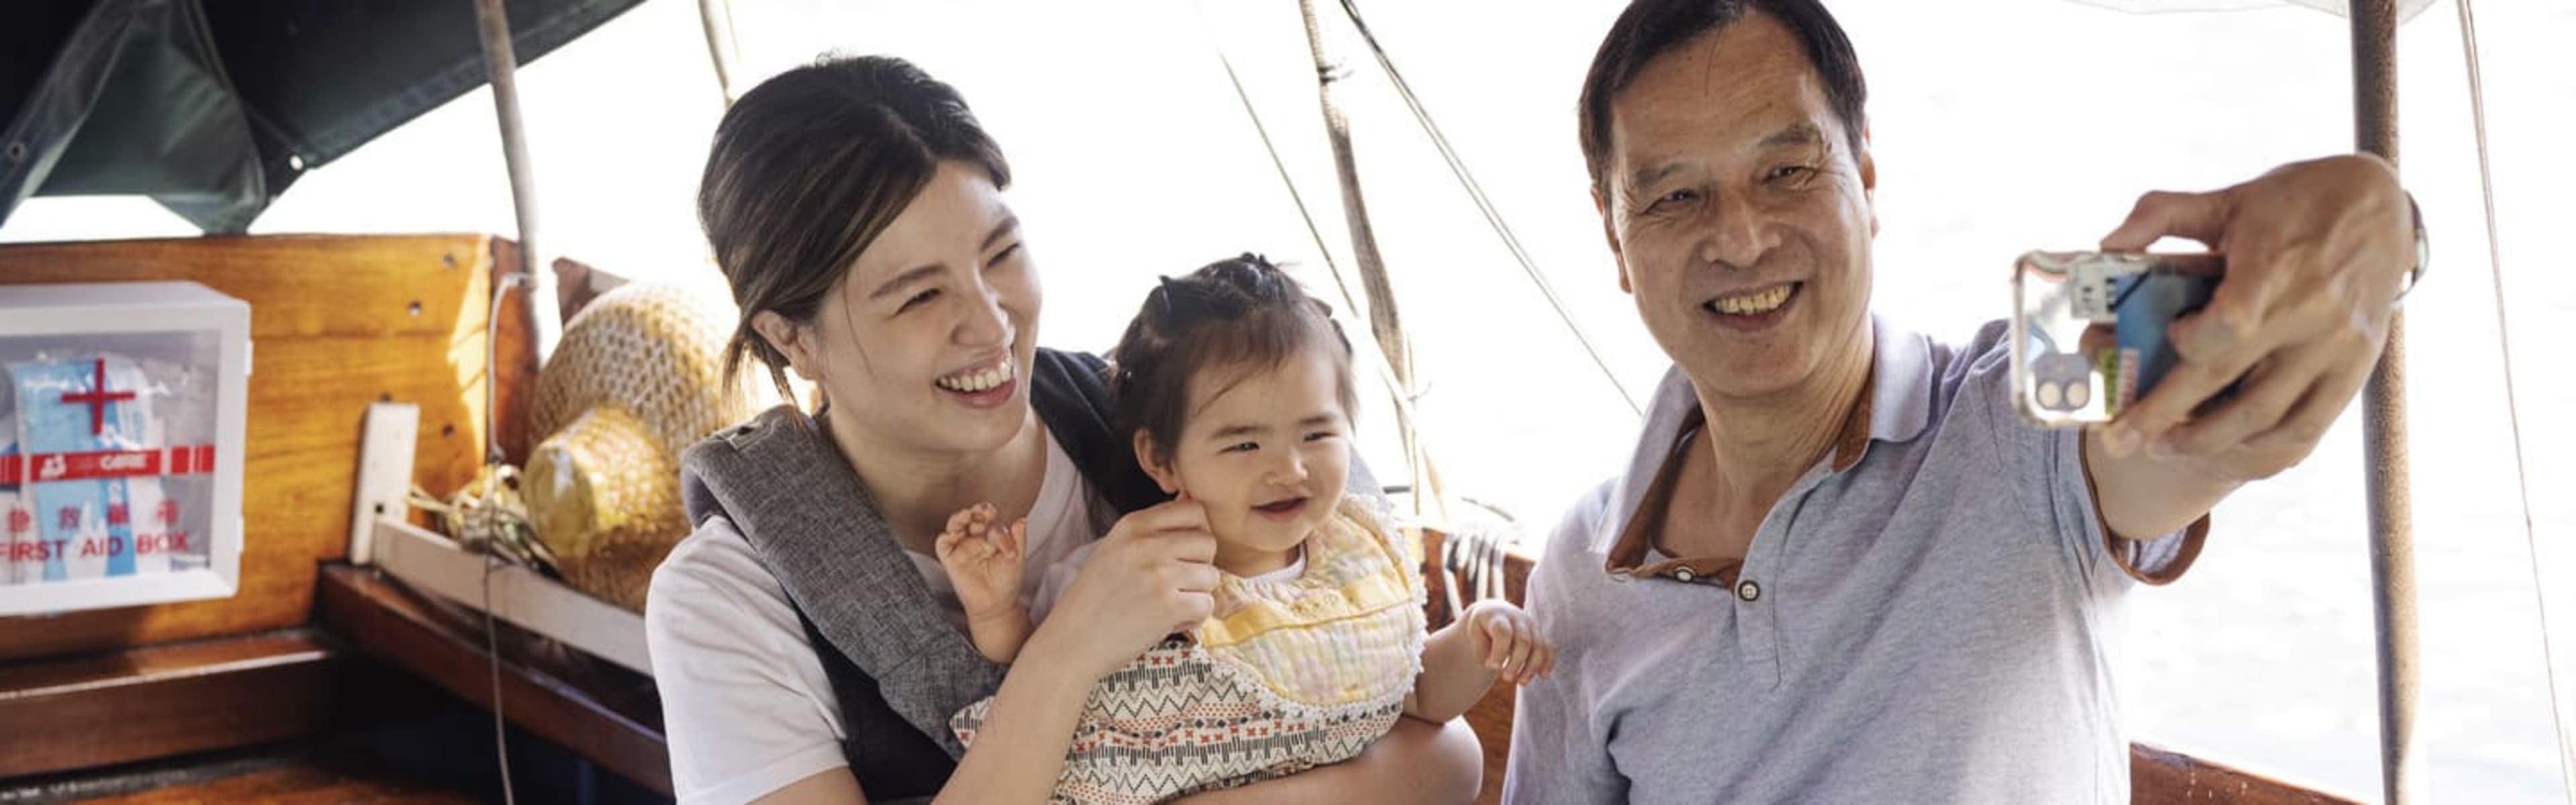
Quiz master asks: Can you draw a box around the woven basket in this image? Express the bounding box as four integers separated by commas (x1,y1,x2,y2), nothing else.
526,283,755,611
526,405,683,611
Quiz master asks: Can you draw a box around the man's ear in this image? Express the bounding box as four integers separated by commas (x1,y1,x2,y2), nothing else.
1858,125,1879,237
751,310,818,381
1595,186,1632,294
1133,431,1181,495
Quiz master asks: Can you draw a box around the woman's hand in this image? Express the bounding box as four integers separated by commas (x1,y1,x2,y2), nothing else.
1023,496,1221,679
934,502,1026,622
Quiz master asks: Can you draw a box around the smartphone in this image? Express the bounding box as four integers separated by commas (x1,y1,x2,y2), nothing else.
2008,250,2222,429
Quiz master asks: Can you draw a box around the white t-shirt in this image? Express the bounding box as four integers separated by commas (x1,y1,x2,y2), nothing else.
645,434,1104,805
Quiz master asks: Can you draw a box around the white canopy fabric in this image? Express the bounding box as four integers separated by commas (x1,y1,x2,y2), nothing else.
2063,0,2435,20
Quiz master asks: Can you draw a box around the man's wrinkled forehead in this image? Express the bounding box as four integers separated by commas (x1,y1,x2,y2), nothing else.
1604,22,1839,188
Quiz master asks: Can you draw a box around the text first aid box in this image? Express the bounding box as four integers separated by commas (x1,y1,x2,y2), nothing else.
0,281,249,615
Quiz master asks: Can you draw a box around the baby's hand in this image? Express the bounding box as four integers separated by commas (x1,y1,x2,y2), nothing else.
1464,600,1554,686
934,502,1027,621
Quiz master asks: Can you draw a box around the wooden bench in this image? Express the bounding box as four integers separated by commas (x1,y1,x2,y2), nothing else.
11,742,477,805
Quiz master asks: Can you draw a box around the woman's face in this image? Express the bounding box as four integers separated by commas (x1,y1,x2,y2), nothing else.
761,160,1042,455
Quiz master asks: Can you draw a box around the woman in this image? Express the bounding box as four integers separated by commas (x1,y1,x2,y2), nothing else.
644,55,1483,805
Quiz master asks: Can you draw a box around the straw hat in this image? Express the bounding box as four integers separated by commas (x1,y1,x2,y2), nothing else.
525,282,756,611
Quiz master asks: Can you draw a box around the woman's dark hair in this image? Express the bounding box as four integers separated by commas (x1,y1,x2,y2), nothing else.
1108,254,1358,467
698,54,1012,403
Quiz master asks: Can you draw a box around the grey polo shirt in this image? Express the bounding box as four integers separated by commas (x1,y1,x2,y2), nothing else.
1503,317,2203,804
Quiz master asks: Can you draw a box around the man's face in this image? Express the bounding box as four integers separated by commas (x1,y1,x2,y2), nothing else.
1597,11,1877,401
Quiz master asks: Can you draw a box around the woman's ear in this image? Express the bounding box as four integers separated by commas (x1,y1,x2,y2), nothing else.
751,310,818,381
1132,431,1181,495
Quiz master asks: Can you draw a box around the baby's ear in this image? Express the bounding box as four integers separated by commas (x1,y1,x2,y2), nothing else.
1133,431,1181,494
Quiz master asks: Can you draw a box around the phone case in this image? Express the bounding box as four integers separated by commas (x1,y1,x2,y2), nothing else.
2008,251,2221,429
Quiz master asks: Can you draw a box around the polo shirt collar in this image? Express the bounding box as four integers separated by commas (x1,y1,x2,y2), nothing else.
1591,315,1935,560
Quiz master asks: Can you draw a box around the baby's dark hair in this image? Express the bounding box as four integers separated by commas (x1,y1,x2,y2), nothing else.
1108,254,1359,468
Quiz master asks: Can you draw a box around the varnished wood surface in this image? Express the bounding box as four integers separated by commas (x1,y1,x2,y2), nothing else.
2131,743,2361,804
6,743,477,804
0,631,345,779
486,238,540,469
315,564,671,796
0,235,499,339
64,764,478,805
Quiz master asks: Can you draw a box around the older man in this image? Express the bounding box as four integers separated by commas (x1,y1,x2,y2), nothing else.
1502,1,2420,802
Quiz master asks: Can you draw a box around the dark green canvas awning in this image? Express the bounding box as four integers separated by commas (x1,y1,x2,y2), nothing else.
0,0,645,234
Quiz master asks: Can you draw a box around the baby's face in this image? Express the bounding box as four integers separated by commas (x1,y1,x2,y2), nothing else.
1150,349,1352,572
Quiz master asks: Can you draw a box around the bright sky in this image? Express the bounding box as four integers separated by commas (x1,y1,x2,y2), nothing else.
4,0,2569,800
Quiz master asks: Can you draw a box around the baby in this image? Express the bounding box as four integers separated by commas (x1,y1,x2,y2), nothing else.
936,254,1551,804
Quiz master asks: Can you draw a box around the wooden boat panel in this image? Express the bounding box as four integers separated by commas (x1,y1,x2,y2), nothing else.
0,235,507,339
4,742,479,804
2131,743,2360,804
315,564,672,796
0,631,345,778
67,763,478,805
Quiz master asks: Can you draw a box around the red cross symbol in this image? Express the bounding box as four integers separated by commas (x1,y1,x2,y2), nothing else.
58,359,136,435
157,500,180,526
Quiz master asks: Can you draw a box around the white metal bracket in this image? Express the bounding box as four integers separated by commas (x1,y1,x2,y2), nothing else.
348,402,419,565
370,517,651,675
345,400,651,676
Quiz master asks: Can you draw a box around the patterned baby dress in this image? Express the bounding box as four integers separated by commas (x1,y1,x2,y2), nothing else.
951,494,1427,804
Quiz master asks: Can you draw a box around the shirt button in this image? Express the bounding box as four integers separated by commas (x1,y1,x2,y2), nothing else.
1736,580,1762,602
1673,567,1697,582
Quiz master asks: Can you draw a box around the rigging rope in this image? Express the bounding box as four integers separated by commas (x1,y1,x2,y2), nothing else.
1332,0,1644,417
2453,0,2575,794
1190,3,1362,319
1189,0,1448,507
